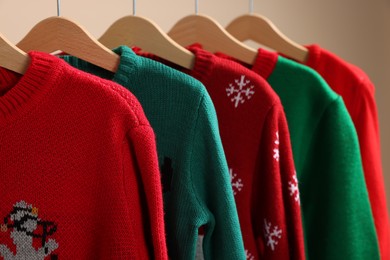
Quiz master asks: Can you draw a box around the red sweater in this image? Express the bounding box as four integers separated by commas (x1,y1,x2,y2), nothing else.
181,46,305,259
304,44,389,260
0,52,167,259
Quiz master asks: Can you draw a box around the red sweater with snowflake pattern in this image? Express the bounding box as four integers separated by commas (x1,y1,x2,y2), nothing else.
303,44,389,260
190,46,305,260
139,45,305,260
0,52,167,259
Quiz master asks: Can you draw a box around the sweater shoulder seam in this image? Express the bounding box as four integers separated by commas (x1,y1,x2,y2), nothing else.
306,95,344,157
104,81,143,127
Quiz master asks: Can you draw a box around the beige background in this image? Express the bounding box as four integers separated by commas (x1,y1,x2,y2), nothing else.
0,0,389,211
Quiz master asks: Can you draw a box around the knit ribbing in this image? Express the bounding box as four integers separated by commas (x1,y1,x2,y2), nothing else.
187,45,213,85
0,52,58,125
0,67,19,94
252,49,278,80
303,44,322,69
112,49,137,87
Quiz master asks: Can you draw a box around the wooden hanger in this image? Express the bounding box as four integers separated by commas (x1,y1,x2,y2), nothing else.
168,14,258,65
17,16,120,72
0,32,30,74
226,14,309,63
99,15,195,70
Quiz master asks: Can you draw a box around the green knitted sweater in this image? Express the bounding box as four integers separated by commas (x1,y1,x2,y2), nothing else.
249,49,380,260
62,46,245,260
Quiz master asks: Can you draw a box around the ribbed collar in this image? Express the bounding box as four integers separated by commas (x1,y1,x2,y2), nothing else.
111,46,138,86
251,48,278,80
303,44,322,69
186,44,215,86
60,46,138,87
0,52,61,126
134,43,215,86
214,48,277,80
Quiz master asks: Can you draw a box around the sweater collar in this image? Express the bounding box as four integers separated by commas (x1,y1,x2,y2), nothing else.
0,52,60,125
303,44,322,69
186,44,215,86
214,48,278,80
111,46,138,86
251,48,278,80
60,46,138,87
131,44,215,85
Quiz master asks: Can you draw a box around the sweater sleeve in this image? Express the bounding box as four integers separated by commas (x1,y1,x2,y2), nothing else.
191,94,246,260
303,96,380,260
353,81,390,260
253,104,305,260
126,125,168,260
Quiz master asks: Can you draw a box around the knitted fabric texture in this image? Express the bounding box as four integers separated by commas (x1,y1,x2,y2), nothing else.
143,45,305,260
62,45,245,260
0,52,167,259
303,44,389,260
231,48,379,260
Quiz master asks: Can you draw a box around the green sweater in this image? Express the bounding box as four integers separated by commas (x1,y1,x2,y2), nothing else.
62,46,245,260
250,50,379,260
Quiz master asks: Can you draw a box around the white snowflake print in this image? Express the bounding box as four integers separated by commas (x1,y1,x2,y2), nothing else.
288,171,300,205
264,219,282,251
245,249,255,260
226,75,255,108
273,131,280,162
230,168,244,195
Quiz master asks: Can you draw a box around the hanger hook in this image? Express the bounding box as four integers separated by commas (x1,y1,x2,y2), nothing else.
249,0,254,14
57,0,61,16
133,0,136,15
195,0,198,15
